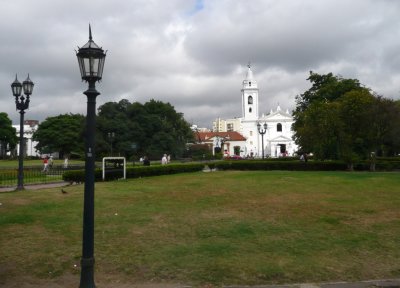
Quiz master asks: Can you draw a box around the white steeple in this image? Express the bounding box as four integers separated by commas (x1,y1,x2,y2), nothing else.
242,63,258,89
246,65,254,80
241,63,259,120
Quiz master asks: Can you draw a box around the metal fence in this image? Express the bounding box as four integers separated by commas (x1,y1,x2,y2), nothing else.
0,164,85,187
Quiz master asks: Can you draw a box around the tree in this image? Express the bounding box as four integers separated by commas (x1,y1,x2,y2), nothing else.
95,100,133,158
32,114,85,158
336,90,375,169
293,72,400,169
292,71,366,160
187,143,213,160
293,101,341,160
96,99,193,160
295,71,366,112
369,97,400,157
0,113,17,158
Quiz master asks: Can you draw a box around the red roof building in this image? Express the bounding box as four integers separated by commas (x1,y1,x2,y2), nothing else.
194,131,247,156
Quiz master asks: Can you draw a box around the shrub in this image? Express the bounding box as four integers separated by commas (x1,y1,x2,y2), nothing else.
62,169,103,183
215,160,347,171
63,163,205,183
62,159,400,183
205,161,218,170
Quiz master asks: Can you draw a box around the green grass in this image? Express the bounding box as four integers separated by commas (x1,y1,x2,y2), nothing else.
1,171,400,286
0,159,87,168
0,159,82,186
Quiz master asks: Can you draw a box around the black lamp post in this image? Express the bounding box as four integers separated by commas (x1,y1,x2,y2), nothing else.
11,74,34,190
257,122,267,159
107,132,115,156
76,25,106,288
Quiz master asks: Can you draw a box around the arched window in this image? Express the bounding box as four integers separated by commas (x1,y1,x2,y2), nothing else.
248,96,253,104
249,81,252,87
249,107,252,113
277,123,282,132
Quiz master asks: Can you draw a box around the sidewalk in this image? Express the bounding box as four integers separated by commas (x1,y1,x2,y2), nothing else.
226,279,400,288
0,181,70,192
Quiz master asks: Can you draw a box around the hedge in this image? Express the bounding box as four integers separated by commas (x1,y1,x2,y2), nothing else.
62,163,205,183
62,159,400,183
215,159,400,171
214,160,347,171
354,160,400,171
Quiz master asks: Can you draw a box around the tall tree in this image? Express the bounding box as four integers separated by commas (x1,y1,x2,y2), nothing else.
295,71,367,112
293,72,400,168
336,90,375,169
293,101,341,160
369,97,400,156
32,114,85,158
0,113,17,158
96,99,193,159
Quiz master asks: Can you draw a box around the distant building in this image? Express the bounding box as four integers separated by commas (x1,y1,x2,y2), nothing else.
196,131,247,156
212,65,298,158
12,120,40,157
190,124,210,133
213,117,241,132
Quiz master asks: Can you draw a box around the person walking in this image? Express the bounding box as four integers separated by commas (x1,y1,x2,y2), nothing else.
143,156,150,166
42,157,49,172
63,157,69,168
161,154,168,165
48,156,54,169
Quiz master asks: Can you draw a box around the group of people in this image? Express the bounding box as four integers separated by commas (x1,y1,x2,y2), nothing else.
161,154,171,165
41,155,69,172
139,154,171,166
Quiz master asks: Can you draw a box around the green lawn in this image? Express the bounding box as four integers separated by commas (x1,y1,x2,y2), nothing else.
0,159,85,168
1,171,400,286
0,159,82,187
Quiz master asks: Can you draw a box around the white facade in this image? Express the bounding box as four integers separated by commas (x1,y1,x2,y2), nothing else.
196,131,247,157
12,120,40,157
212,65,298,158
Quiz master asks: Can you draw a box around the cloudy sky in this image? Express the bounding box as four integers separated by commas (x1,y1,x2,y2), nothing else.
1,0,400,128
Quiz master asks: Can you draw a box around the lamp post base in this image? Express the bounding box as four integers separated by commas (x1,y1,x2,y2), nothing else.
79,257,95,288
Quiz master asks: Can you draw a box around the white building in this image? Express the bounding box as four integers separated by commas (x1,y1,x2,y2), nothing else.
212,65,298,158
12,120,40,157
196,131,247,157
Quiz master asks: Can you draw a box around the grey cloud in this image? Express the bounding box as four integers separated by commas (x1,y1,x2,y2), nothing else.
1,0,400,128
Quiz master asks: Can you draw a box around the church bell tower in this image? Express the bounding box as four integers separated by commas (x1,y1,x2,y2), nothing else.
241,64,259,120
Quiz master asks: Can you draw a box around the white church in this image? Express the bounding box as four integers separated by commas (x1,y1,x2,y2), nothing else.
12,120,40,157
212,65,298,158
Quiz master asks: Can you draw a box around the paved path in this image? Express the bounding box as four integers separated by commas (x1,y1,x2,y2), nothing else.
227,279,400,288
0,181,70,192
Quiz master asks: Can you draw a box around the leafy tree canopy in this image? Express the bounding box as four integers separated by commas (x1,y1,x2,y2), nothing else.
295,71,367,112
96,99,193,160
32,113,85,158
0,113,17,157
293,72,400,167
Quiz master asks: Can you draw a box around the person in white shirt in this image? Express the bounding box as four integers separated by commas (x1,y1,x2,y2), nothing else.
161,154,168,165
